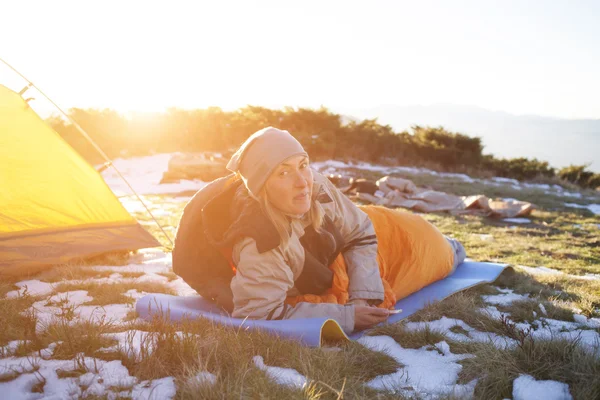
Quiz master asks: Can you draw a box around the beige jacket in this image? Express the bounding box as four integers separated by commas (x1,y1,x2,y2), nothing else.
230,171,385,332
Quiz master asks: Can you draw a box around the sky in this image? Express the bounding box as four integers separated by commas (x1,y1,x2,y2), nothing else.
1,0,599,119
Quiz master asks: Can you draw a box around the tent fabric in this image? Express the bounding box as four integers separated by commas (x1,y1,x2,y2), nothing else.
136,261,510,347
0,84,159,270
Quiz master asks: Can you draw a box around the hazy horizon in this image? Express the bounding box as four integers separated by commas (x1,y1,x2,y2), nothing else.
2,0,600,120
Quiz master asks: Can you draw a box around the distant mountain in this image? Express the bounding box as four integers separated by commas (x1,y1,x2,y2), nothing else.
337,104,600,173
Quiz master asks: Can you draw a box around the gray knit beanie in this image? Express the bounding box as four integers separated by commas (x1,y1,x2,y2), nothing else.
226,127,308,198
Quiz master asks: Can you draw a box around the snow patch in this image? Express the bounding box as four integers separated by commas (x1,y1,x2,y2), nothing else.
253,355,307,389
483,288,529,305
493,177,520,185
0,341,31,358
503,218,531,224
101,153,207,196
0,356,174,400
564,202,600,215
6,280,54,299
512,374,572,400
131,376,177,400
101,330,156,362
358,335,476,398
188,371,217,386
404,317,517,349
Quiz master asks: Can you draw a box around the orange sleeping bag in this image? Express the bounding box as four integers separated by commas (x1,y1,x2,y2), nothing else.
286,205,455,308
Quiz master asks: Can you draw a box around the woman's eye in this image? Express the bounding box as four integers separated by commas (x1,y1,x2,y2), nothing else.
279,170,289,176
300,163,308,169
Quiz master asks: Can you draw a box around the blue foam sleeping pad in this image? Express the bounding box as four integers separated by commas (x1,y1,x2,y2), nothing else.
136,261,509,347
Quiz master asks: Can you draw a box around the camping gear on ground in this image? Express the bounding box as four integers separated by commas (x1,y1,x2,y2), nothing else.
136,261,510,347
358,176,535,218
160,153,228,183
0,84,160,274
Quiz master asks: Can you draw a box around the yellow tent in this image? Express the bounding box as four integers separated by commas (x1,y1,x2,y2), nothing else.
0,84,160,272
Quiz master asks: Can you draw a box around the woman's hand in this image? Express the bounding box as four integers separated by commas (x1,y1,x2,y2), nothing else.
354,306,390,331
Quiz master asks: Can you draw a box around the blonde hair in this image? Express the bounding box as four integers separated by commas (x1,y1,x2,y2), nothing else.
258,186,324,250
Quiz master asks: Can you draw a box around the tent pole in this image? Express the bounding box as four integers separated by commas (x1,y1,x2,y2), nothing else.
0,57,174,249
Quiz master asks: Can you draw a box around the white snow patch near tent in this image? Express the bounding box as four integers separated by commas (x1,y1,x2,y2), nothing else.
0,355,175,400
101,330,156,362
6,280,54,299
0,341,31,358
101,153,207,196
253,355,308,389
512,374,572,400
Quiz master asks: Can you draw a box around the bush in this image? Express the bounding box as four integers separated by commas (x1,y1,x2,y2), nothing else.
558,165,598,189
49,106,592,189
482,156,556,181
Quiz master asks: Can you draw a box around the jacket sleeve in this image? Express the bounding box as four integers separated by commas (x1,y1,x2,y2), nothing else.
230,237,356,332
320,176,385,303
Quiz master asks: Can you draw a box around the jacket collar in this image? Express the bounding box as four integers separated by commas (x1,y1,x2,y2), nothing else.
202,177,281,253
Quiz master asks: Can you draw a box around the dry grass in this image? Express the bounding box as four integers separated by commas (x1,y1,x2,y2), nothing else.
156,271,179,282
2,174,599,398
369,324,446,350
52,281,176,306
496,269,600,318
0,293,38,349
458,335,600,399
496,299,574,323
106,313,402,399
0,251,134,284
34,266,115,283
407,290,512,338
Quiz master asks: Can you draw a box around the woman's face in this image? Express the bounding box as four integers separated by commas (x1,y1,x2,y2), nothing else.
264,155,313,215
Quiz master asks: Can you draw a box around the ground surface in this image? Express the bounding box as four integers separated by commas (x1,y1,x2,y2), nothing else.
1,154,599,399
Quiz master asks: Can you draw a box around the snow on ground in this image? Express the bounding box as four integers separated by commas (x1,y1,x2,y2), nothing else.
404,316,518,349
2,155,598,399
512,374,573,400
518,265,600,281
310,159,595,200
564,202,600,215
253,356,308,389
8,249,195,336
187,371,217,387
405,317,516,349
358,335,477,398
503,217,531,224
482,288,530,305
100,154,208,196
6,280,54,299
0,355,176,400
99,330,155,362
31,297,134,333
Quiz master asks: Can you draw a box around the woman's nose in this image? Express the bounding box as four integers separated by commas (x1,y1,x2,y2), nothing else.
293,171,308,187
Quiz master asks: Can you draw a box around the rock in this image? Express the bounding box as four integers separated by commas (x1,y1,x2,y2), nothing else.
161,153,228,183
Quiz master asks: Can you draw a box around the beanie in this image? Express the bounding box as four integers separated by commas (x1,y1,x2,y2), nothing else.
226,127,308,198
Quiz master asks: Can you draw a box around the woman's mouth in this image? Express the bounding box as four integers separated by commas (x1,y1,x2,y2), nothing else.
294,191,309,200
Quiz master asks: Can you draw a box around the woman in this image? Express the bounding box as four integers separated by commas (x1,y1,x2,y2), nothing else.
172,127,466,333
